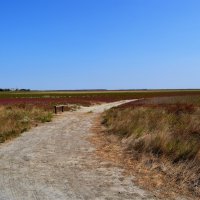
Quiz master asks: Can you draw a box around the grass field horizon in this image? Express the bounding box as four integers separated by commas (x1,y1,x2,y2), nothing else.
0,89,200,198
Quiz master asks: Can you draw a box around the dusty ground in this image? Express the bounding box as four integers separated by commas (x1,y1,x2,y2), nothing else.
0,100,159,200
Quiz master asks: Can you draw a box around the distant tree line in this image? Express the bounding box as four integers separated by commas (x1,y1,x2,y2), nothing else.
0,88,31,92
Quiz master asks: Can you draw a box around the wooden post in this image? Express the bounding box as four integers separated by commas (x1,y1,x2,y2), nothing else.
54,105,66,114
54,106,57,114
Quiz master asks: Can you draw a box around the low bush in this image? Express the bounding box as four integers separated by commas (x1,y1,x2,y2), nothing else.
0,105,53,143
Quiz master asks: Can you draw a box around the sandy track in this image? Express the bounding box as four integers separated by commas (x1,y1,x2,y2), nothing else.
0,100,156,200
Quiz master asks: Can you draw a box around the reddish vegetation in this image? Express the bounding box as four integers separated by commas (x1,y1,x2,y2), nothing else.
117,98,198,114
0,98,91,106
1,94,200,112
0,97,117,107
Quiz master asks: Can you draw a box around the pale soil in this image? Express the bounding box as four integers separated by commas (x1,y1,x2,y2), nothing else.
0,100,158,200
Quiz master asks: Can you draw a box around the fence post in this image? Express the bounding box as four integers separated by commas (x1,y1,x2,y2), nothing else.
54,106,57,114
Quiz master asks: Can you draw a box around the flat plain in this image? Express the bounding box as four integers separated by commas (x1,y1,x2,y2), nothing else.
0,90,200,199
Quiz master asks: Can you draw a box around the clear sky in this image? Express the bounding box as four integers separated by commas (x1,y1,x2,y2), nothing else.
0,0,200,90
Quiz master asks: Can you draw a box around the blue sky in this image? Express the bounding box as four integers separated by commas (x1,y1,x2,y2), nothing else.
0,0,200,90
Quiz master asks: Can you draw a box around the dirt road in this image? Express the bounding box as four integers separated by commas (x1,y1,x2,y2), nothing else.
0,100,156,200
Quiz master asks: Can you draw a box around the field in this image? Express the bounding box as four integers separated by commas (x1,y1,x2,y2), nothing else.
1,90,200,198
0,90,200,142
0,90,200,141
0,90,200,107
102,95,200,197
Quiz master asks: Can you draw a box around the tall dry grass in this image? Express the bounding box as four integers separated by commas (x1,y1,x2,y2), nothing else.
102,98,200,196
103,106,200,161
0,105,52,143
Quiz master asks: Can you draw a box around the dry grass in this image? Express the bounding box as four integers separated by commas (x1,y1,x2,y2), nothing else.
0,105,53,143
102,97,200,197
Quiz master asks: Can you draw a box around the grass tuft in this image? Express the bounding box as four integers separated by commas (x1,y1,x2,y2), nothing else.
0,105,53,143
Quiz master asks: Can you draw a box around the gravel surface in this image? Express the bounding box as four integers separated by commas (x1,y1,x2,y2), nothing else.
0,100,156,200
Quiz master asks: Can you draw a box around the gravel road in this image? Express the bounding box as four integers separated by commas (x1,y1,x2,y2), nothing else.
0,100,156,200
